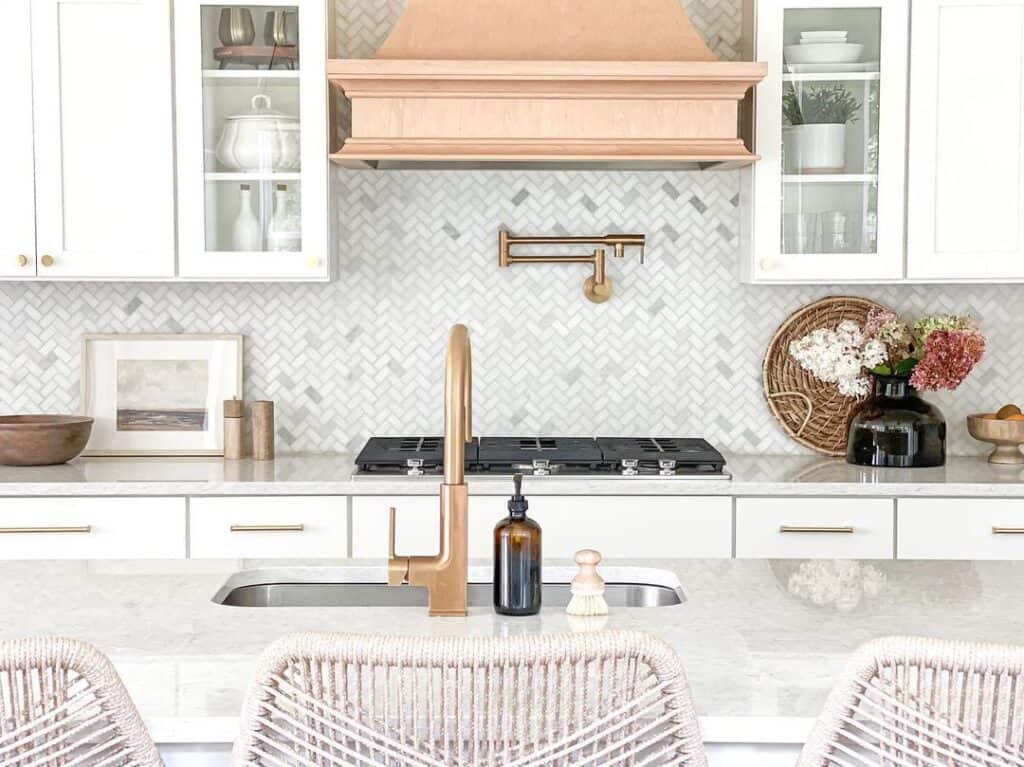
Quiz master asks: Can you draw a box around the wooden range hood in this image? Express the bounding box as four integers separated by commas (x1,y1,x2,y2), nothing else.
327,0,767,169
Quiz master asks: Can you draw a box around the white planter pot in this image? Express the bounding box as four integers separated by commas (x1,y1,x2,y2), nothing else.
788,123,846,173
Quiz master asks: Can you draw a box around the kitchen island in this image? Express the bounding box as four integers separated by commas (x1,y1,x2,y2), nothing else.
2,557,1021,766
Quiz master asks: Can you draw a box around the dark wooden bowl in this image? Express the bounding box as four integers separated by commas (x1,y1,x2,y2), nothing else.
0,415,94,466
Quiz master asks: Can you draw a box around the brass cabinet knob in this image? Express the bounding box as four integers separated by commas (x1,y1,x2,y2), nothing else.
759,258,776,271
40,254,55,267
16,255,28,267
306,256,322,269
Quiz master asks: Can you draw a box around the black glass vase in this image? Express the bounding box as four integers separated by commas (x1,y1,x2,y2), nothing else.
846,374,946,468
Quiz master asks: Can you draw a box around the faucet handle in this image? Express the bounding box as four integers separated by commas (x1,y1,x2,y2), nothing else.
387,506,409,586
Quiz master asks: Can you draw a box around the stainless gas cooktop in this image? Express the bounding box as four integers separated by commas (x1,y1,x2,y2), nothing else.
353,436,728,478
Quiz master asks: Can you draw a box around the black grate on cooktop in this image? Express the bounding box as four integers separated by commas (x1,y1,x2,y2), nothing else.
596,437,725,468
355,436,479,471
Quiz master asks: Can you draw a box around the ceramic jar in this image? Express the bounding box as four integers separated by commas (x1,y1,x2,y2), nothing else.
215,94,300,172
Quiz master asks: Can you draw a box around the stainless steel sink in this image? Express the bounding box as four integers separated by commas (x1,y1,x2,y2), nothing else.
212,567,685,608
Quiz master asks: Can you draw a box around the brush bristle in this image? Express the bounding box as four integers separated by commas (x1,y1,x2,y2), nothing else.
565,592,609,616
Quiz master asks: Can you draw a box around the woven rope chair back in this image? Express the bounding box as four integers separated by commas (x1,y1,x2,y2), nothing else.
798,636,1024,767
233,630,707,767
0,636,162,767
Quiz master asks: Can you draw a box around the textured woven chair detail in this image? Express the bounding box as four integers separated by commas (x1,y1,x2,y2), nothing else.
798,636,1024,767
234,631,707,766
0,636,162,767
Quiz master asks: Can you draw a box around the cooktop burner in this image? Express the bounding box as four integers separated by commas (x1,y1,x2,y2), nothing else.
354,436,727,478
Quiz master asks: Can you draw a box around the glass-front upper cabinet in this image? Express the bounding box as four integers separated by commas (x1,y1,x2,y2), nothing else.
746,0,908,282
174,0,327,280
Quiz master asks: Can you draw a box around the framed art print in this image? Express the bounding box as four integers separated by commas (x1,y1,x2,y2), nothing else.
81,334,243,456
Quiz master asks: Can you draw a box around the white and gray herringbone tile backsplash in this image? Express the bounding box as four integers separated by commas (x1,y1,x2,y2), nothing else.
0,0,1016,456
2,168,1017,456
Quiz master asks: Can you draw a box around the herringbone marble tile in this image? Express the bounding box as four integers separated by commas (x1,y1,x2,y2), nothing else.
0,0,1014,457
0,169,1016,457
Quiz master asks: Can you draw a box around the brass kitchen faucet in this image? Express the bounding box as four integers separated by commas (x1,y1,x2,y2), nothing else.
386,324,472,616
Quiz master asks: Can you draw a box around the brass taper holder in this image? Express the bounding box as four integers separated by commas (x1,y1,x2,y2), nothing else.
498,231,646,303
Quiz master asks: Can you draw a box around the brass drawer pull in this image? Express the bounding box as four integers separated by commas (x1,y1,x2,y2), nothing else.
0,525,91,534
779,525,854,534
230,524,304,533
992,527,1024,535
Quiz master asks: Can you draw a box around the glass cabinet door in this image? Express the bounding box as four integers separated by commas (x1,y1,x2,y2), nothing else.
751,0,908,282
175,0,327,280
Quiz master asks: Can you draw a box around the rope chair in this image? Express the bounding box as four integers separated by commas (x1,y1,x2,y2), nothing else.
0,636,162,767
233,630,707,766
799,636,1024,767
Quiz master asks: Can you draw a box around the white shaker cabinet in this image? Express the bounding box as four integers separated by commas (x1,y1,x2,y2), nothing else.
1,0,37,278
30,0,176,278
173,0,329,280
744,0,909,283
906,0,1024,280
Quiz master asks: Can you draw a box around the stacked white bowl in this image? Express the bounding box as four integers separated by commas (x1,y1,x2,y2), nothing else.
784,30,864,65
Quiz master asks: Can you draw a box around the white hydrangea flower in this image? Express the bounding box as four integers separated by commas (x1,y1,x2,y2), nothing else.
788,320,890,398
787,560,888,612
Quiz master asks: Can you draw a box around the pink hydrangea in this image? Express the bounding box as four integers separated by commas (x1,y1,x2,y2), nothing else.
909,330,986,391
863,307,898,338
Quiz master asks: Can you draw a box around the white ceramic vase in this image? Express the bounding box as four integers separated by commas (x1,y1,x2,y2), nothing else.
788,123,846,174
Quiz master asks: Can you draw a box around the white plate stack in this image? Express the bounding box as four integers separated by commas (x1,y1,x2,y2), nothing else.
784,30,865,68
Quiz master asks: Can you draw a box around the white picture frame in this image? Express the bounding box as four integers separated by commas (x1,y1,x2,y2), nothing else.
81,334,244,456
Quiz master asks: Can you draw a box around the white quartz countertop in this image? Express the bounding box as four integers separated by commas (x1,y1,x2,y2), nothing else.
1,558,1021,745
1,453,1024,496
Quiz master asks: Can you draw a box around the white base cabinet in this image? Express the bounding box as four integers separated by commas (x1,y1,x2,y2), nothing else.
189,497,346,558
0,498,184,559
351,495,733,560
736,497,894,559
6,493,1024,562
898,498,1024,560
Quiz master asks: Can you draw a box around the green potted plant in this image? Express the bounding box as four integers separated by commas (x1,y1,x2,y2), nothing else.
782,85,860,173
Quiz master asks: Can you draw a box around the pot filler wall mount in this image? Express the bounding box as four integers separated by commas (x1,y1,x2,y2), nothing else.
498,231,647,303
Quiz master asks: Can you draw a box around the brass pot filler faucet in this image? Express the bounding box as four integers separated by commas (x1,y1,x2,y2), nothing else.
498,231,647,303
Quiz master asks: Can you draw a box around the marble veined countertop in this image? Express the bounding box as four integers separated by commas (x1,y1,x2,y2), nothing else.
0,453,1023,496
1,557,1021,744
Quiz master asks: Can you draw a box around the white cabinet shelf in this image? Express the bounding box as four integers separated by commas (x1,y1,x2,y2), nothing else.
202,69,300,80
203,171,302,181
782,71,880,82
782,173,878,184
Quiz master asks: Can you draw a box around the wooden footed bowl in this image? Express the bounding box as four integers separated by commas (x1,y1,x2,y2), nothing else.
967,414,1024,465
0,415,94,466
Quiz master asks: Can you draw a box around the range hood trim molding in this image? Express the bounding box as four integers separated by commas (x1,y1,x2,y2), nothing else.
327,0,767,168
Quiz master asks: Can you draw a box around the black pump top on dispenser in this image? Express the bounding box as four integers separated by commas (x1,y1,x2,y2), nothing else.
508,473,529,516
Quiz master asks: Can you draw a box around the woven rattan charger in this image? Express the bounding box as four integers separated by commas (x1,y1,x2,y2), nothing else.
763,296,893,456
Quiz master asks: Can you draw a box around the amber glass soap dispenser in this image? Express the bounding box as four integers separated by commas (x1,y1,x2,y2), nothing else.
493,473,542,615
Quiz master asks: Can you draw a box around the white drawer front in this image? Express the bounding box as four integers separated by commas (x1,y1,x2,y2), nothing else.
352,496,499,559
736,498,894,559
898,498,1024,560
0,497,184,559
352,495,732,560
189,497,347,558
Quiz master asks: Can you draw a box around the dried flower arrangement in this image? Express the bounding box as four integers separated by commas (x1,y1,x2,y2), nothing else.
789,308,986,398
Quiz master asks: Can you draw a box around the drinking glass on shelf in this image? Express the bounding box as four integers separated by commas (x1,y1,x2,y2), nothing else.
820,211,860,253
782,213,818,253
